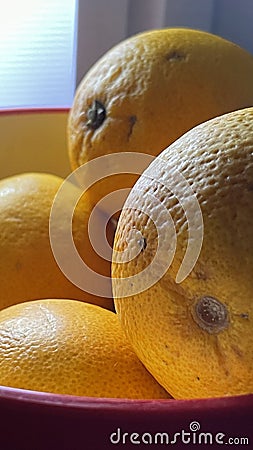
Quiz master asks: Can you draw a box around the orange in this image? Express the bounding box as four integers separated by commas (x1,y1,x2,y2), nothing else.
0,173,114,311
0,299,171,398
112,107,253,399
68,28,253,211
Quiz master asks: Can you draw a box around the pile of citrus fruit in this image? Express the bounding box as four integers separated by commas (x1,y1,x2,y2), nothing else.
0,28,252,400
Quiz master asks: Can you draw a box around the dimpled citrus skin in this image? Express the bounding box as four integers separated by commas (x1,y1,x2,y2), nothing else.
0,173,113,311
112,107,253,399
68,28,253,209
0,299,171,399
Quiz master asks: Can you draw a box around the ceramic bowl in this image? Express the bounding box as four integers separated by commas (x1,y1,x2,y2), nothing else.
0,109,252,450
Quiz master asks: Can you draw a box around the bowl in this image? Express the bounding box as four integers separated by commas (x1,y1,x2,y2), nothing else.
0,386,252,450
0,109,252,450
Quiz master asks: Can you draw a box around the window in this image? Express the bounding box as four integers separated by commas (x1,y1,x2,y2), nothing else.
0,0,77,109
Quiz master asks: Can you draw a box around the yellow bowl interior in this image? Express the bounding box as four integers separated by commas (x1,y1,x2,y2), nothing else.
0,110,71,180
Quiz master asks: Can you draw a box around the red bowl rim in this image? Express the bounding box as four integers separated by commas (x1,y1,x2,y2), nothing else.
0,385,252,412
0,107,70,116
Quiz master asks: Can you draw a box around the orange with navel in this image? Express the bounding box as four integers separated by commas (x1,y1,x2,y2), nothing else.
112,107,253,399
68,28,253,212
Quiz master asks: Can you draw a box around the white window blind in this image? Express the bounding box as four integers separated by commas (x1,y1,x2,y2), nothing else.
0,0,77,109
